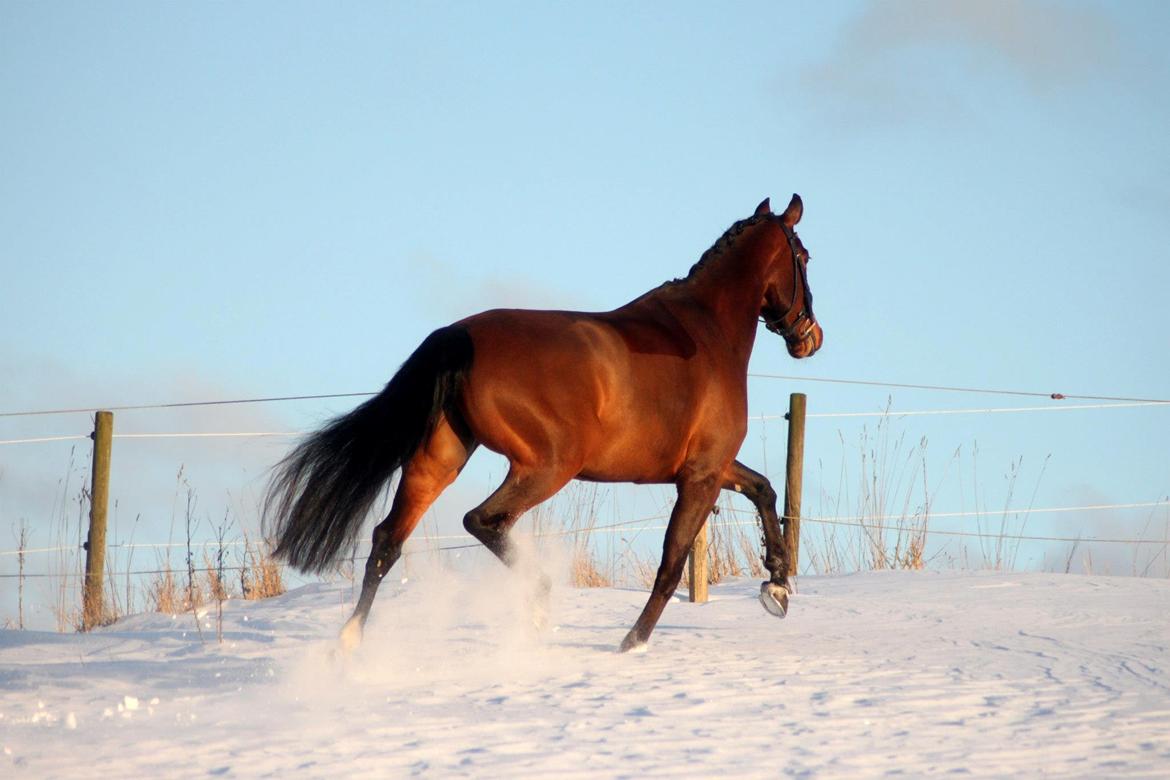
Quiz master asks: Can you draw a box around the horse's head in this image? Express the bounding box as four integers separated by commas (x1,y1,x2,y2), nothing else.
757,194,823,359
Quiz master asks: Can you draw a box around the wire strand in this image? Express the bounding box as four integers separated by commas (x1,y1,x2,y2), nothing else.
747,373,1170,404
0,434,89,446
114,432,299,440
751,400,1170,421
3,501,1165,563
0,392,376,419
6,395,1168,448
0,431,299,446
4,374,1168,419
5,515,1167,579
719,500,1170,524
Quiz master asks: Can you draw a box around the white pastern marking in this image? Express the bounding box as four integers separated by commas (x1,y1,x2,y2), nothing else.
338,617,363,654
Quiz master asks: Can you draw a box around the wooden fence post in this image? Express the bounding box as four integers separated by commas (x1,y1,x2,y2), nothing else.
783,393,806,578
83,410,113,631
688,516,709,603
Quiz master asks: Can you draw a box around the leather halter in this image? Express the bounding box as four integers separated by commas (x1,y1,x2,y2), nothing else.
762,221,815,342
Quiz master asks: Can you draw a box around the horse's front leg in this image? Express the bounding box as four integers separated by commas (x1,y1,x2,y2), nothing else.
722,460,791,618
620,471,723,652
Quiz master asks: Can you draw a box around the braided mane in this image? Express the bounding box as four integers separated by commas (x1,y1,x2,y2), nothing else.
671,213,771,285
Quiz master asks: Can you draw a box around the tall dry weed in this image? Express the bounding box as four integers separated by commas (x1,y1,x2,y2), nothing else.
149,562,183,614
241,535,286,600
704,499,768,584
532,483,614,588
806,410,941,574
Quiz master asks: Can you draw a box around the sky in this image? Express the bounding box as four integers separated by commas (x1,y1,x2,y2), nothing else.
2,1,1169,624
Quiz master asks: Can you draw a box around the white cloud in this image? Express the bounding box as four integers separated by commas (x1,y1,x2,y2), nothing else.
801,0,1117,125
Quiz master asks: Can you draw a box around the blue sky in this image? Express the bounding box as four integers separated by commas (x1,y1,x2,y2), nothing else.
2,2,1168,621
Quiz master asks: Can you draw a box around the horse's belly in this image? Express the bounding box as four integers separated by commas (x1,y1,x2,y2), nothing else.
577,420,692,484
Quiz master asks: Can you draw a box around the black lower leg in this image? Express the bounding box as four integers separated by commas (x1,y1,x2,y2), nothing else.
464,509,551,599
725,461,789,585
728,465,792,617
622,474,721,651
350,527,403,629
757,504,789,585
463,510,515,566
462,469,570,609
621,554,689,652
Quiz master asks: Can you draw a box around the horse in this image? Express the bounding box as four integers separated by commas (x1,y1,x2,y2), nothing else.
263,194,822,653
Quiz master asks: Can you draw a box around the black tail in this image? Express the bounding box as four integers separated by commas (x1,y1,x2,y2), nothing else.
263,326,474,573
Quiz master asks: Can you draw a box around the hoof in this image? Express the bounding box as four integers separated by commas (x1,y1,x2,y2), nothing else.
619,631,648,654
759,581,789,618
338,617,364,654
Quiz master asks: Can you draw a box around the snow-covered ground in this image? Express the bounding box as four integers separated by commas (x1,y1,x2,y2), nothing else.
2,567,1168,778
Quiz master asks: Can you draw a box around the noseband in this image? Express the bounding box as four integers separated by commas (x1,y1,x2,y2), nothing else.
762,222,815,342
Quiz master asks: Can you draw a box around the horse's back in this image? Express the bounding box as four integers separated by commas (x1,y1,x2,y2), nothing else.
455,307,744,482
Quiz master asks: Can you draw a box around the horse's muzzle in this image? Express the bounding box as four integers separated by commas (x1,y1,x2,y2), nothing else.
785,320,823,359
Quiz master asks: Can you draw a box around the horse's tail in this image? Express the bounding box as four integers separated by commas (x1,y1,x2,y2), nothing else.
263,326,474,574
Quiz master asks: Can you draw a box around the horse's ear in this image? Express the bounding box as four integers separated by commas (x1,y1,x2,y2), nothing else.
754,198,771,216
781,193,803,227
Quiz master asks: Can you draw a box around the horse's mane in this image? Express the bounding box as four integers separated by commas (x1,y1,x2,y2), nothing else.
669,213,771,285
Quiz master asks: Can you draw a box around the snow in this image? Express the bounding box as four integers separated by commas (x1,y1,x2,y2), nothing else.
2,567,1168,777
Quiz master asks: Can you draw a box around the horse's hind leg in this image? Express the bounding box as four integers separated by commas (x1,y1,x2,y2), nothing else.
462,466,573,614
722,460,791,618
339,416,474,650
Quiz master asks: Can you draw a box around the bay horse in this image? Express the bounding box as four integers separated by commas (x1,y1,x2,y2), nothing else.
264,194,822,653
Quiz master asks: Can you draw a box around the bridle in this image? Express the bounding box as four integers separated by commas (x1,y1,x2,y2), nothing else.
762,221,815,342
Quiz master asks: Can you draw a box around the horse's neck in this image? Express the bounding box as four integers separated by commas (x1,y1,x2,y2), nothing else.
630,255,765,366
683,249,769,334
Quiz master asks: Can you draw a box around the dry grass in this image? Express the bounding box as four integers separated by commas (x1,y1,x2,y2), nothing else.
148,562,184,614
520,483,614,589
632,553,660,590
145,538,285,617
570,552,611,588
203,552,228,602
647,499,772,593
241,534,286,600
804,412,940,575
555,484,613,589
14,521,29,630
706,499,767,583
48,448,87,632
802,410,1059,576
244,551,286,599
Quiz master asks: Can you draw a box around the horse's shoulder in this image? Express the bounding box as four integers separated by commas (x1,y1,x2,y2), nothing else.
594,302,697,359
